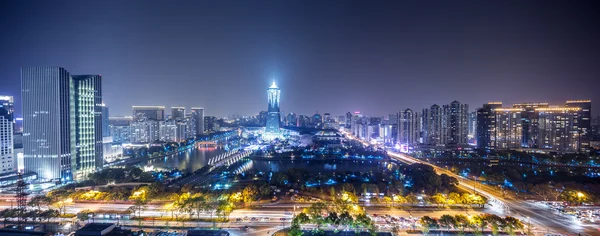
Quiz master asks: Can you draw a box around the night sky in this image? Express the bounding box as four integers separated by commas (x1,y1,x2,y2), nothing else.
1,0,599,118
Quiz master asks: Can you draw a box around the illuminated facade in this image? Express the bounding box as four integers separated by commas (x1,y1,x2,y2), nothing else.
494,108,523,149
72,75,103,179
191,108,204,135
0,99,14,174
264,82,282,140
398,109,421,146
21,67,103,181
565,100,591,152
448,101,469,145
476,100,591,153
476,102,502,149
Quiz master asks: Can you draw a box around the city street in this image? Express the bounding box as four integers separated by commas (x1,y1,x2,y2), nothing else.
387,151,600,235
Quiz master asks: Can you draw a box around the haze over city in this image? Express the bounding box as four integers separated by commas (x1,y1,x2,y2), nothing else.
1,0,599,117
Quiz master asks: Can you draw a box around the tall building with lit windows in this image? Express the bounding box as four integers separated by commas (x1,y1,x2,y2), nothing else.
190,108,204,135
476,100,591,153
71,75,103,179
565,100,592,152
448,101,469,145
264,82,281,140
21,67,103,181
398,109,421,147
494,108,523,149
0,100,14,174
476,102,502,149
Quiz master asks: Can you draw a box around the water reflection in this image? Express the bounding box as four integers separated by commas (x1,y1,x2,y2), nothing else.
251,159,390,173
146,146,227,173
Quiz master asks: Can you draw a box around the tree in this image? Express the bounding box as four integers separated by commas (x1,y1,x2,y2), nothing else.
470,215,487,236
295,212,310,224
419,216,438,234
289,220,304,236
484,214,505,236
341,183,355,194
448,192,461,205
325,212,340,226
77,210,91,223
561,190,588,205
504,216,523,236
306,202,327,228
242,184,259,206
439,214,456,232
339,211,353,229
454,214,469,234
382,196,392,208
431,193,447,206
329,187,336,198
0,209,15,227
530,184,551,201
216,200,234,221
28,195,52,211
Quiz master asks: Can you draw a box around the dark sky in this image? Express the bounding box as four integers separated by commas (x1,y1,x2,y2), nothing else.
1,0,599,118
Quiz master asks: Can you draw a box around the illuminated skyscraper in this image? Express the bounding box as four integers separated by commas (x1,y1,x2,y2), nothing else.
398,109,421,147
264,82,281,140
0,101,14,174
565,100,592,152
191,108,204,135
21,67,103,181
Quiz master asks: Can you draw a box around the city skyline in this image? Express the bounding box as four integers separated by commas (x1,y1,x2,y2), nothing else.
1,1,599,117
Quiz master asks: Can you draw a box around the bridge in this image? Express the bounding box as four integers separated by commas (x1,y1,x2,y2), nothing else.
208,149,253,167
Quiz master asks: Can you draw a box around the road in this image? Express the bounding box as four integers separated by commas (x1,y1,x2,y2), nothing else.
0,200,513,235
387,151,600,235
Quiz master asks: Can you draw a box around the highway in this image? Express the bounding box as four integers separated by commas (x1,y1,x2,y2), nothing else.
387,151,600,235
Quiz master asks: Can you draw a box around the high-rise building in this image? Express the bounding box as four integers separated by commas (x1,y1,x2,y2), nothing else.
476,102,502,149
467,111,477,141
494,108,523,149
345,112,352,129
565,100,592,152
0,96,14,134
190,108,204,136
476,100,591,153
159,120,178,142
109,117,132,143
427,104,443,146
537,107,581,152
512,102,549,148
132,106,165,121
286,113,297,127
101,104,110,137
204,116,218,134
71,75,103,179
171,107,186,120
448,101,469,145
311,113,322,128
398,109,421,146
592,116,600,141
130,117,160,143
0,104,14,174
21,67,103,181
265,82,281,140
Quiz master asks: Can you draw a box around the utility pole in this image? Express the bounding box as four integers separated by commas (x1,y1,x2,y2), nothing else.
14,173,29,230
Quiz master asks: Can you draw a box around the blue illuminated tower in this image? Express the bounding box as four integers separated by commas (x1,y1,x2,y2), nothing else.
265,81,281,140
